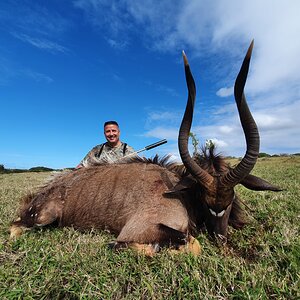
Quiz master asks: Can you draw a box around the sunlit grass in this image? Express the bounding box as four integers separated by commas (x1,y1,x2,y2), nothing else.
1,157,299,299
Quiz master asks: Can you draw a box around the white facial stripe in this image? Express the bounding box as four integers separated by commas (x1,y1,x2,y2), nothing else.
208,194,235,218
209,209,226,218
209,208,217,216
217,210,225,217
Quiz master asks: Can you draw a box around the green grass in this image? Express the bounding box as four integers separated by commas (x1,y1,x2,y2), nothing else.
1,157,299,299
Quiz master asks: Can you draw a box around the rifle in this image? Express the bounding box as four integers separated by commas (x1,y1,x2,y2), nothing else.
121,139,167,160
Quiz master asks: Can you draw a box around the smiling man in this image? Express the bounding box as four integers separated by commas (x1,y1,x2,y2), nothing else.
76,121,135,168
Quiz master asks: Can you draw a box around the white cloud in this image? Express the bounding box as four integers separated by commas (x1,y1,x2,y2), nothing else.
1,1,71,36
216,87,233,98
2,1,71,50
74,0,133,37
147,111,180,122
0,56,53,85
12,33,68,54
143,127,178,141
107,38,129,50
219,126,234,134
0,2,70,85
144,108,183,131
21,69,53,83
190,97,300,156
209,138,228,149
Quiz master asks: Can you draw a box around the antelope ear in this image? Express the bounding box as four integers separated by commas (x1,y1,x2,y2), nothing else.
240,174,282,191
164,175,197,195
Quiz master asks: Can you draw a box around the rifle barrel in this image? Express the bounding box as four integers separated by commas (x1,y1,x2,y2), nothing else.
144,139,167,151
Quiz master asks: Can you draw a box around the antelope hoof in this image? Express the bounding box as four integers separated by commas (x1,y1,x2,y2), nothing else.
108,241,158,256
9,224,26,239
170,236,202,256
128,243,160,257
186,236,202,256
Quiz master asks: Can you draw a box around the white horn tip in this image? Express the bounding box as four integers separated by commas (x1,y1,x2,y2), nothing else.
182,50,188,66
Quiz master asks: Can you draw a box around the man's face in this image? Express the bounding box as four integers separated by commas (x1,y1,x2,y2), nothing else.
104,124,120,146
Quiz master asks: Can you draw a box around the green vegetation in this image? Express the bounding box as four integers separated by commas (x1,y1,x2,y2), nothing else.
189,132,199,156
0,157,299,299
0,165,75,174
0,165,55,174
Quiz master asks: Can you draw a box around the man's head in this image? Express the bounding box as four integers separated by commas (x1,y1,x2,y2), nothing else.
103,121,121,147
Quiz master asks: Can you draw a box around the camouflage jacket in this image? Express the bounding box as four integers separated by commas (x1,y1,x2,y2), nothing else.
79,142,135,167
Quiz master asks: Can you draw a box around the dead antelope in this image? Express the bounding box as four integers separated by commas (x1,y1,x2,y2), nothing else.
10,41,281,255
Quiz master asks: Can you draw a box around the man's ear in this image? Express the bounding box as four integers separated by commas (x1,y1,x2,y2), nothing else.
240,174,282,191
164,175,197,195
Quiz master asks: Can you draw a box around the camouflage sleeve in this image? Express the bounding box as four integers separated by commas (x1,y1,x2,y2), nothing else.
79,145,102,167
123,144,139,161
125,144,135,155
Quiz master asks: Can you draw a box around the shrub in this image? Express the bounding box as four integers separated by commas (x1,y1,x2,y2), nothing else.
258,152,271,158
29,166,54,172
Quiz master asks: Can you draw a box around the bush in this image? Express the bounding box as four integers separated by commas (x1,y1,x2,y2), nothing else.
29,166,54,172
258,152,271,158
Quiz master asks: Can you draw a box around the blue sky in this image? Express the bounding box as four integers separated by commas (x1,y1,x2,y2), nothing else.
1,0,300,169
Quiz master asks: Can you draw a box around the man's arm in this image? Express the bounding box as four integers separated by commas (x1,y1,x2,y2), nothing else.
125,144,135,154
76,145,102,168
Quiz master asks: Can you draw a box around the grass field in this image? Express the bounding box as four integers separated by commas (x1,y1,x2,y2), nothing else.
0,157,299,299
